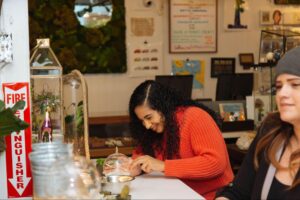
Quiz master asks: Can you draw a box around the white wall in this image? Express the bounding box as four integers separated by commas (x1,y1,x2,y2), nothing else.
85,0,299,117
0,0,30,198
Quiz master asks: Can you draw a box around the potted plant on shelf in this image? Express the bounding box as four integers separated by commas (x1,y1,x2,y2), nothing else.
0,99,29,152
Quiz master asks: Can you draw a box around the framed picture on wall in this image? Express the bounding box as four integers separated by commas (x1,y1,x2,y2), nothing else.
169,0,217,53
239,53,254,69
211,58,235,78
259,10,272,25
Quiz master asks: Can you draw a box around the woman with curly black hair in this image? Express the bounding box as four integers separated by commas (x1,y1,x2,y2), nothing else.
128,80,233,200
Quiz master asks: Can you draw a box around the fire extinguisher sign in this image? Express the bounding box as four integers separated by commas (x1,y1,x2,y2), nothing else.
3,82,32,198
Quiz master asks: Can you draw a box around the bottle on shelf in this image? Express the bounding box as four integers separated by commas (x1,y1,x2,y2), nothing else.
38,106,53,142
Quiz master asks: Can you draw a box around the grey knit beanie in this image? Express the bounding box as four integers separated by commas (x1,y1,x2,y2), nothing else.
275,46,300,78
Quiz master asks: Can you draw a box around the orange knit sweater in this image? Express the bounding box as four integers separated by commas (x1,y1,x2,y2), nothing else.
133,106,234,200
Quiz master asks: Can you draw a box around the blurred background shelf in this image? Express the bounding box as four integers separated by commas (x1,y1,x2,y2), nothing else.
88,115,134,158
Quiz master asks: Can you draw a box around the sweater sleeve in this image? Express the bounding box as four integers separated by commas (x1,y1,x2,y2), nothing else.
131,145,144,159
164,107,229,179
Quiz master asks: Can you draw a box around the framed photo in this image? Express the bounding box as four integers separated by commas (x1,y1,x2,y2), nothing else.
169,0,217,53
211,58,235,78
239,53,254,69
219,102,246,122
259,11,272,25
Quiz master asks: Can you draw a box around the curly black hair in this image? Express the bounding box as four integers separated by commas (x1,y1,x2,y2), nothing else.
129,80,222,160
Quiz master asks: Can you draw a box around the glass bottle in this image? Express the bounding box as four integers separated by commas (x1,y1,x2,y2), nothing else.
39,106,53,142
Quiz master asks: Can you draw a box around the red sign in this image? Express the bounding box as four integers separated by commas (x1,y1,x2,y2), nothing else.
3,82,32,198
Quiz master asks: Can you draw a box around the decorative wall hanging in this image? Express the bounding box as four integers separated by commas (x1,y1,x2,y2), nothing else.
172,59,205,89
0,0,13,70
28,0,126,74
128,41,163,77
211,58,235,78
169,0,217,53
224,0,250,31
0,33,12,69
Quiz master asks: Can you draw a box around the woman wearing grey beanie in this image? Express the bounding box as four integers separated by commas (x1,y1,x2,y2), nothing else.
216,46,300,200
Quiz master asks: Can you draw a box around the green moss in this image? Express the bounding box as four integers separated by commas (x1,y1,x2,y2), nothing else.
28,0,126,74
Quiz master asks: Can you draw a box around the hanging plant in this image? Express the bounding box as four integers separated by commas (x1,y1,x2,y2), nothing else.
28,0,126,74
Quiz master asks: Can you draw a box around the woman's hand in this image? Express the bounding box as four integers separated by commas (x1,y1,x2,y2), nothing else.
215,197,230,200
130,155,165,174
129,163,142,177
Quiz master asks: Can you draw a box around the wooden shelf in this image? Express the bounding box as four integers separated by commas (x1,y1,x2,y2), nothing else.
89,115,130,125
90,146,135,158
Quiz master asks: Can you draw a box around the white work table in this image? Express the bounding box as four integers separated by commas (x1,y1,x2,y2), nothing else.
130,172,204,199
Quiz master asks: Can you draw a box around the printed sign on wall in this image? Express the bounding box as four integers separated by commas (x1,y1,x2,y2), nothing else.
172,60,205,89
3,82,32,198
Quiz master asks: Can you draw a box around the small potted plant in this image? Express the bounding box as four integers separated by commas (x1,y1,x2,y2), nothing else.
0,99,29,152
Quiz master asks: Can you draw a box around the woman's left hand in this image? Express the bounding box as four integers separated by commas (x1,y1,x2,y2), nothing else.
130,155,165,173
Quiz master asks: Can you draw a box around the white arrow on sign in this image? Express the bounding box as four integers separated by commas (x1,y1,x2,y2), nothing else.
8,129,31,196
5,87,31,196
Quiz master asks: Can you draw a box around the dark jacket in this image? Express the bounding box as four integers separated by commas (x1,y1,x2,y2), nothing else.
216,119,300,200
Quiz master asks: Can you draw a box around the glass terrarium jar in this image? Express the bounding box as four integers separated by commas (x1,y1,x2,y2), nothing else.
30,38,64,143
103,148,131,176
63,70,90,158
259,29,300,64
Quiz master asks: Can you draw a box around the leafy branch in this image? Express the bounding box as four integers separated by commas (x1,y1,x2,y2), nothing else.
0,100,29,137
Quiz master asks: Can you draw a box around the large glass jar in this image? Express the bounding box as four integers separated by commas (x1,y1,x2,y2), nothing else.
63,70,90,158
30,38,64,143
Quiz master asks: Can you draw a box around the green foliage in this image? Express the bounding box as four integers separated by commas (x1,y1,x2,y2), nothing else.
64,101,84,138
28,0,126,74
96,158,105,166
32,89,60,114
236,0,245,12
0,100,29,137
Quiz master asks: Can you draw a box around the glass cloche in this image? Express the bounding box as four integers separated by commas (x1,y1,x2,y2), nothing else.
103,147,131,176
63,69,90,158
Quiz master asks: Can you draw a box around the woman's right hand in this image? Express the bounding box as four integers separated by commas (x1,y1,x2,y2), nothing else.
215,197,229,200
129,161,142,177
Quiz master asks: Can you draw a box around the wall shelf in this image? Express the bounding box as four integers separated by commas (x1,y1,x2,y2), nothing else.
89,115,130,125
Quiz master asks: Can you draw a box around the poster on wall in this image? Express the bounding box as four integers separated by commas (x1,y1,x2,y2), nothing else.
128,42,163,77
169,0,217,53
131,17,155,37
128,12,163,38
224,0,251,31
172,60,205,89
